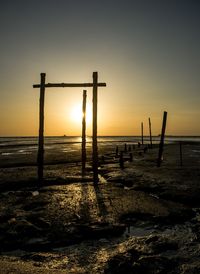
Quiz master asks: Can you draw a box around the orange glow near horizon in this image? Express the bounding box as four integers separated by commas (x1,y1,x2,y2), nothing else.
0,2,200,137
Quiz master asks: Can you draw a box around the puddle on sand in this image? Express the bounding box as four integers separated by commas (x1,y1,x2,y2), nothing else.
123,225,156,238
18,150,32,155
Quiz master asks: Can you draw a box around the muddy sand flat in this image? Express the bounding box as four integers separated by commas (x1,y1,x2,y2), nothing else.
1,143,200,273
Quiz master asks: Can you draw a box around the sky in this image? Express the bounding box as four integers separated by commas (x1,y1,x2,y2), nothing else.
0,0,200,136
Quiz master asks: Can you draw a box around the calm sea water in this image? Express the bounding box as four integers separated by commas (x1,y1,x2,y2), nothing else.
1,136,200,150
0,136,200,167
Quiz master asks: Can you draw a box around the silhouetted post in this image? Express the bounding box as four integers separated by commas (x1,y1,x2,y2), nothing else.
157,111,168,167
119,151,124,169
82,90,87,174
129,152,133,162
116,146,119,157
179,141,183,166
37,73,46,182
124,143,127,152
141,122,144,145
148,117,153,148
93,72,98,183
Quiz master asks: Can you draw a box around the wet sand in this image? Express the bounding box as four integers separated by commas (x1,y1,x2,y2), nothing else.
0,142,200,273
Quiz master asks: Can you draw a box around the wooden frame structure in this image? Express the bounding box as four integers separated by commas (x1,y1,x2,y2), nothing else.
33,72,106,183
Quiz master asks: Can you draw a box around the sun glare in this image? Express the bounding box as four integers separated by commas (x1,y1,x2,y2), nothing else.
70,104,92,124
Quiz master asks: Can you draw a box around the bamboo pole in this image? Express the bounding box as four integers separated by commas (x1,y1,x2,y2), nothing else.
157,111,168,167
37,73,46,182
148,117,153,148
82,90,87,174
92,72,98,183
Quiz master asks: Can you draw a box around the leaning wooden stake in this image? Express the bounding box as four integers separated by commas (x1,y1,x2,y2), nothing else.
37,73,46,182
148,117,153,148
82,90,87,174
157,111,168,167
141,122,144,145
92,72,98,183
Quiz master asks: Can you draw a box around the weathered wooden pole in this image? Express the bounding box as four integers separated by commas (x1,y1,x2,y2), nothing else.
124,143,127,152
82,90,87,174
92,72,98,183
148,117,153,148
141,122,144,145
119,151,124,169
157,111,168,167
116,146,119,157
37,73,46,182
179,141,183,166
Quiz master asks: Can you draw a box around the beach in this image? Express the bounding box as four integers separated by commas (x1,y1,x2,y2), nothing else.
0,137,200,273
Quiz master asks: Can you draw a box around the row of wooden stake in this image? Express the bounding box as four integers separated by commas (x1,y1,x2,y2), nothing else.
33,71,169,184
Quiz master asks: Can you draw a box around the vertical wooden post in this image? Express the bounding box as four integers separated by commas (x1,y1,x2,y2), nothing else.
179,141,183,166
116,146,119,157
157,111,168,167
37,73,46,182
124,143,127,152
92,72,98,183
119,151,124,169
141,122,144,145
82,90,87,174
148,117,153,148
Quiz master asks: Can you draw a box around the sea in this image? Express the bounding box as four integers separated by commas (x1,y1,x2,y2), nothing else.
0,136,200,167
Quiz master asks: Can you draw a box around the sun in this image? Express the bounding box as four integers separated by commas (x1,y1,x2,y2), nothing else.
70,103,92,124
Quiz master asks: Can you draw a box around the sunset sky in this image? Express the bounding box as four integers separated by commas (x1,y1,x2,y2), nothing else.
0,0,200,136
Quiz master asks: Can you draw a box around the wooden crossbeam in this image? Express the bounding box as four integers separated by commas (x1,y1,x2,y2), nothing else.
33,83,106,88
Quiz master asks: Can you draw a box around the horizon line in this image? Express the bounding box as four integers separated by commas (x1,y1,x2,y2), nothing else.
1,135,200,138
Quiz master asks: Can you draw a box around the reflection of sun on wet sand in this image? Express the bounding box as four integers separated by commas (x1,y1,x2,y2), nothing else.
0,141,200,273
